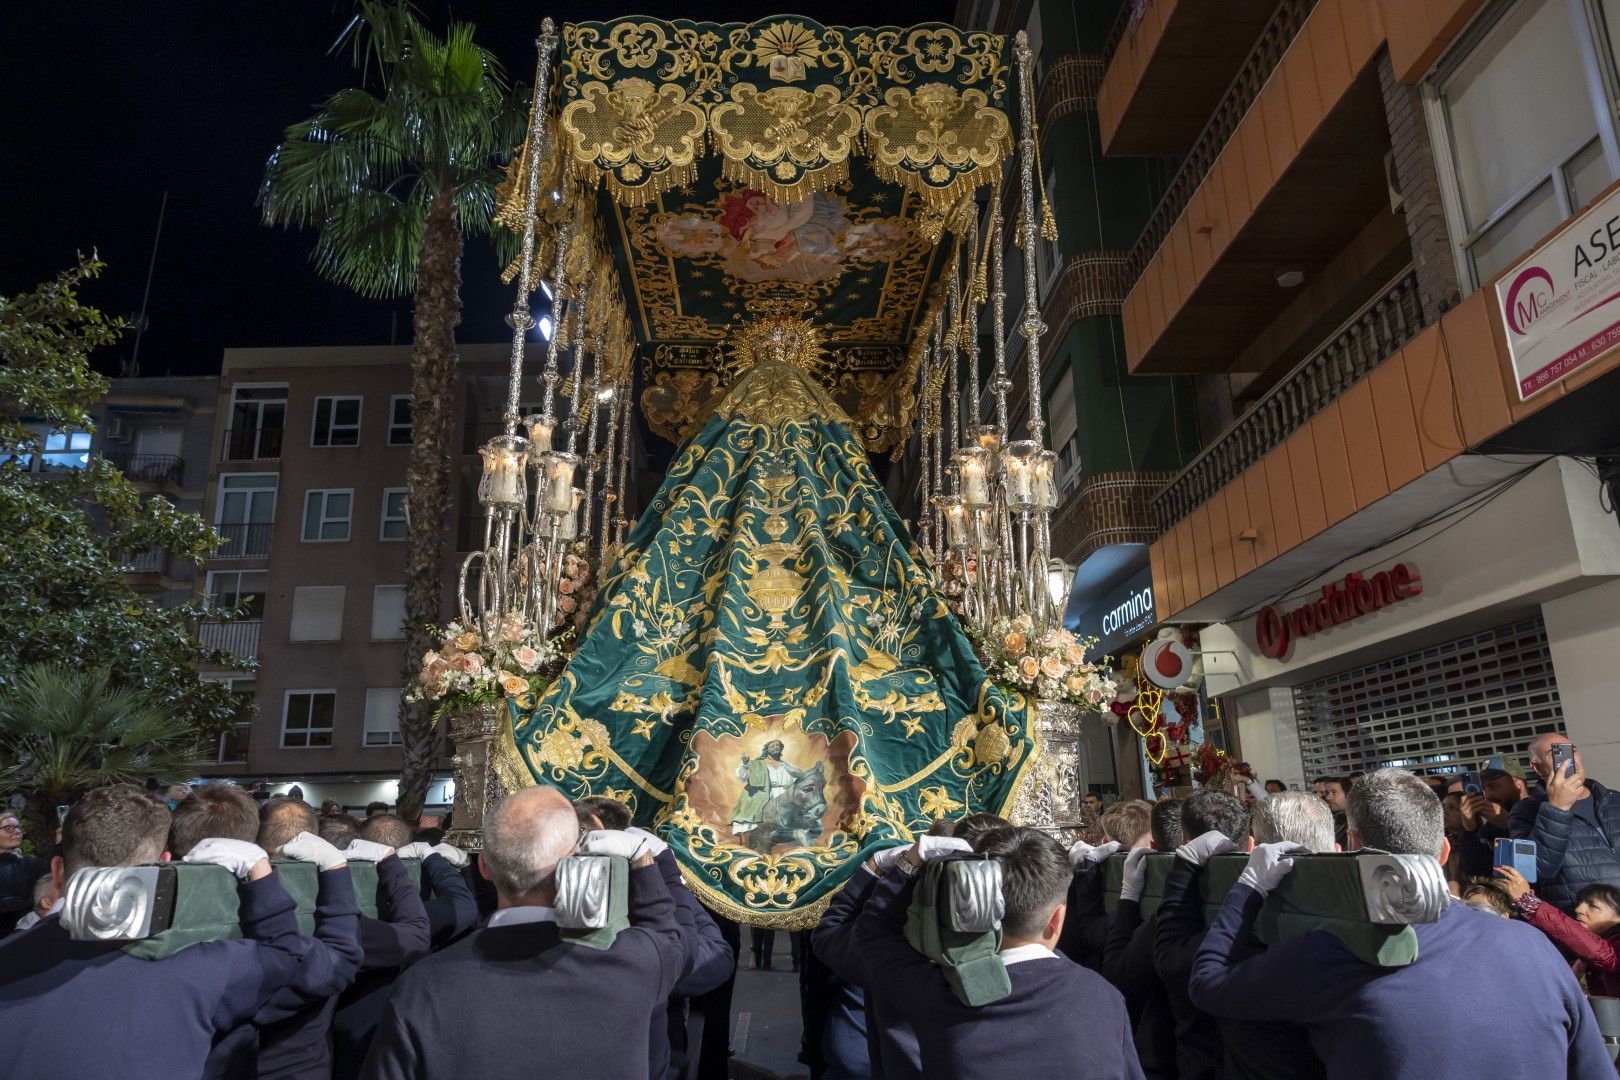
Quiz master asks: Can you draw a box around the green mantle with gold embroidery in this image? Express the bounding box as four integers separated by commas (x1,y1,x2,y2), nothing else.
508,358,1034,928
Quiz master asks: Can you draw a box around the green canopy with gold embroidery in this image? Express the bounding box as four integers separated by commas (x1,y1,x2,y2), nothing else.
508,348,1035,927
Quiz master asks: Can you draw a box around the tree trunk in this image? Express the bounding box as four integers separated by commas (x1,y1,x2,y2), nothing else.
396,190,463,826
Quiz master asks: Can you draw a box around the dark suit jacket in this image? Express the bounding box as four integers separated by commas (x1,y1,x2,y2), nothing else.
0,870,353,1076
811,865,921,1080
361,862,684,1079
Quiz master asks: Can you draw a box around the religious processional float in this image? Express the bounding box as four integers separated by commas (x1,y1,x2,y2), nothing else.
410,15,1117,928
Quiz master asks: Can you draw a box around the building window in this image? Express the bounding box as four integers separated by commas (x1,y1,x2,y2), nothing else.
388,396,414,445
204,675,256,764
1046,368,1081,497
363,687,403,747
226,386,286,461
302,489,353,542
1036,171,1061,299
204,569,267,617
215,473,277,557
281,690,336,749
289,585,345,642
371,584,407,641
1429,0,1620,288
311,396,362,448
380,488,408,540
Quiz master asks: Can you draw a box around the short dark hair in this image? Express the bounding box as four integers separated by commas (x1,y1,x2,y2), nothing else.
1577,883,1620,915
954,812,1011,851
925,818,957,837
1461,879,1514,918
413,827,446,846
168,784,260,857
1264,779,1286,791
1346,769,1443,857
258,797,319,854
365,801,390,817
318,813,359,848
976,826,1071,938
62,785,171,875
359,813,413,850
1150,799,1183,851
574,796,632,832
1314,775,1338,786
1181,789,1249,844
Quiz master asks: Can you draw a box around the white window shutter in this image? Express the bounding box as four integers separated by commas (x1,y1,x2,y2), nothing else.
290,586,345,642
371,585,407,641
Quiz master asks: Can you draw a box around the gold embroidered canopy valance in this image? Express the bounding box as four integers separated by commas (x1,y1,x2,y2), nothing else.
497,17,1023,455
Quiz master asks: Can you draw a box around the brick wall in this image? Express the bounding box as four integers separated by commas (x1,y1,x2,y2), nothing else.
1378,49,1461,321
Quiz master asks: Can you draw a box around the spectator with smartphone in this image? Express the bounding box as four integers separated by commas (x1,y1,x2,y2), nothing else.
1454,756,1531,878
1497,867,1620,997
1509,734,1620,912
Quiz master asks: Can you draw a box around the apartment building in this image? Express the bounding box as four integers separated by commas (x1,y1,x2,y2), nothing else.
193,342,626,809
950,0,1620,788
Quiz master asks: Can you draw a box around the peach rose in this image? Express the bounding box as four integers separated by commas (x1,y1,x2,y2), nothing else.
1013,613,1034,632
454,631,479,651
1041,655,1064,680
456,652,484,676
421,658,448,686
558,577,575,595
558,595,577,614
1017,656,1040,682
499,672,529,696
1067,674,1085,695
1066,645,1086,665
1003,631,1027,654
512,644,541,672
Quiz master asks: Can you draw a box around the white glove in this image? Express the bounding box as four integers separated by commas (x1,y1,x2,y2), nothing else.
394,842,433,861
1237,842,1302,896
579,829,650,861
1177,829,1239,868
1068,839,1122,869
430,842,469,868
625,826,670,858
1120,847,1153,903
916,835,973,862
279,831,348,872
1246,778,1270,802
183,838,269,881
867,844,910,873
343,839,395,863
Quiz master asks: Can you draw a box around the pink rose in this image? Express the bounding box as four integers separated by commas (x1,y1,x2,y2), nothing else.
1017,656,1040,682
558,577,575,595
558,595,577,614
456,653,484,676
512,645,541,672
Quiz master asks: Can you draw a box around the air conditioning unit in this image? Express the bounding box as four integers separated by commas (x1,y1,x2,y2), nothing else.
104,416,127,441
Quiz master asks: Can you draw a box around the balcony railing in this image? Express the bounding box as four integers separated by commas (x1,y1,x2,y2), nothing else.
1152,266,1427,529
200,619,262,660
104,452,184,487
221,426,283,462
1125,0,1319,280
121,548,170,575
214,522,274,558
1101,0,1149,67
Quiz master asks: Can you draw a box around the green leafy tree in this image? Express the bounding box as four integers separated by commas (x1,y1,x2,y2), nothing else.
0,664,203,840
0,257,243,794
258,1,526,821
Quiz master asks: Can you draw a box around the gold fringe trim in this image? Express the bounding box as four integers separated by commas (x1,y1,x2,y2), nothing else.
719,155,850,204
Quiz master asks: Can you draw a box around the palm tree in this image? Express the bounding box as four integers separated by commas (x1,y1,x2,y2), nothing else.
0,664,202,840
259,1,527,821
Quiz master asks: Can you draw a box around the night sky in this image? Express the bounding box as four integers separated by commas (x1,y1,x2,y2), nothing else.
0,1,952,378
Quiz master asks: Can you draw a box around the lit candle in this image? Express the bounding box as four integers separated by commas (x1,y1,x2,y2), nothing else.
479,438,528,506
957,448,991,508
944,499,968,548
540,451,578,515
557,488,583,540
526,415,555,453
1032,450,1059,510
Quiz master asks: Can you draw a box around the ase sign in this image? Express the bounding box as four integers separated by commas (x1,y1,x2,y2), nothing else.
1497,183,1620,400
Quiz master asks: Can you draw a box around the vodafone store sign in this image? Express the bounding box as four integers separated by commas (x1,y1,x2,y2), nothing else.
1497,184,1620,400
1254,564,1422,660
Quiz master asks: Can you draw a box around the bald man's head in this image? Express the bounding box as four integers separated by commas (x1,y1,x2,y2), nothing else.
481,787,578,902
1528,733,1573,783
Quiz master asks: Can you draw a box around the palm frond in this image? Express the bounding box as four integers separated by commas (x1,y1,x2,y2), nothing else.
312,186,427,298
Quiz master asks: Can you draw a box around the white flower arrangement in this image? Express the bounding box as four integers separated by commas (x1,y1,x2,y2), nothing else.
968,614,1117,710
409,612,569,709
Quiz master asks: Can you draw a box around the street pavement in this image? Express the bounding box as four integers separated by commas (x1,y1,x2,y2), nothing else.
727,931,810,1080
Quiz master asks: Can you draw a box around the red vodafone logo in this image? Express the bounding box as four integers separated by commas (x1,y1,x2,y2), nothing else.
1142,637,1194,689
1254,564,1422,660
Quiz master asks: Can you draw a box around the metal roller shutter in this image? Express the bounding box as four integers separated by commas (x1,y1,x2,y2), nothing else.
1294,617,1564,779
